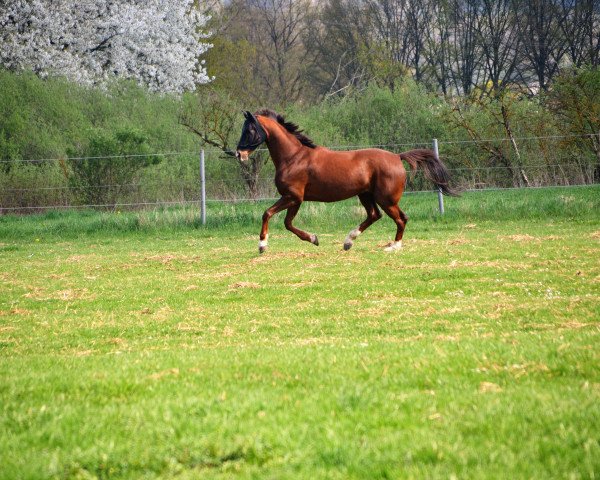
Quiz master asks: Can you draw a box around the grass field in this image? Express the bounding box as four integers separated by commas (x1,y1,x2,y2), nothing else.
1,186,599,479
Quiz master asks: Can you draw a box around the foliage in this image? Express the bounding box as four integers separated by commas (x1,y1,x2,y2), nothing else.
206,0,318,107
357,44,411,91
549,65,600,180
1,69,598,211
179,89,269,198
203,36,257,104
0,70,202,209
0,70,89,164
550,66,600,133
0,0,211,93
0,70,197,163
446,88,569,187
296,80,451,147
67,127,158,206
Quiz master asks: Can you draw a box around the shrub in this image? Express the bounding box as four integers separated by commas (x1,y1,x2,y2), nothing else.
67,128,159,206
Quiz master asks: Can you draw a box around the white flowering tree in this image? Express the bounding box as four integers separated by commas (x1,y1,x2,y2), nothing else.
0,0,212,93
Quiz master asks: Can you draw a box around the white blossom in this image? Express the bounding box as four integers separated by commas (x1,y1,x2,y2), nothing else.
0,0,212,93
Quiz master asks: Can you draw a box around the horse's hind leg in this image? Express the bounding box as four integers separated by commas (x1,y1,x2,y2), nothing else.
344,193,382,250
284,203,319,246
381,204,408,252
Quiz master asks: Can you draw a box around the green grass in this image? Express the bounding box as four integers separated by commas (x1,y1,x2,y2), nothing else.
2,185,599,239
1,186,599,479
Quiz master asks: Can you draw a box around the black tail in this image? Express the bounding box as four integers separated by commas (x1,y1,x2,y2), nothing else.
400,149,459,196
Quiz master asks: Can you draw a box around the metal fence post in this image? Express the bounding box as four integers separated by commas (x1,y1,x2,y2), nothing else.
432,138,444,214
200,149,206,225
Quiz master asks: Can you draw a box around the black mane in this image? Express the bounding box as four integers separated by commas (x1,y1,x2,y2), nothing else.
254,109,317,149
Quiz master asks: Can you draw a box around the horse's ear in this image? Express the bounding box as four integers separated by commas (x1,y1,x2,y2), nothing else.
243,110,250,119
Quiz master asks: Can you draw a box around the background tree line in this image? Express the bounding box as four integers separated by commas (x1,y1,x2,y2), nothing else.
206,0,599,104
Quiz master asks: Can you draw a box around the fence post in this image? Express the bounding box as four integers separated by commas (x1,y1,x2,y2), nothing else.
200,149,206,225
432,138,444,214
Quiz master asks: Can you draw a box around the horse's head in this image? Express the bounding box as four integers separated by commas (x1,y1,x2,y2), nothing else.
235,111,267,162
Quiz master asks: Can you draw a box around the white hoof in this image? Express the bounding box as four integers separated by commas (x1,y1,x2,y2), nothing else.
258,235,268,253
343,228,361,251
345,228,361,243
384,240,402,252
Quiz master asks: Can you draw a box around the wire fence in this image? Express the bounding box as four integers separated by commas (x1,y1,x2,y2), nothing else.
1,134,599,214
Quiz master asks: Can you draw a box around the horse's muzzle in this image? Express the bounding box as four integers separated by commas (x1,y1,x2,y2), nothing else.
236,150,250,162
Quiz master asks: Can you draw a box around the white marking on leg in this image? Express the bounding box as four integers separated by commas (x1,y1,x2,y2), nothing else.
384,240,403,252
344,227,361,248
346,227,361,242
310,234,318,245
258,234,268,249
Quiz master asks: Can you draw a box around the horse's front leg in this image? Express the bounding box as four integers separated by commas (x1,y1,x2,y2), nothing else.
284,203,319,246
259,196,298,253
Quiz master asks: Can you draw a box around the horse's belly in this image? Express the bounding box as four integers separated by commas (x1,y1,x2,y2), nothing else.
303,177,368,202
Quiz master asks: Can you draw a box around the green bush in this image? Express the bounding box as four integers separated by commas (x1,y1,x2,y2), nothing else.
0,70,199,209
549,66,600,181
0,70,197,163
67,128,159,206
294,80,452,147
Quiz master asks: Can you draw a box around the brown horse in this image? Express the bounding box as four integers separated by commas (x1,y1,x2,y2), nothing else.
235,109,457,253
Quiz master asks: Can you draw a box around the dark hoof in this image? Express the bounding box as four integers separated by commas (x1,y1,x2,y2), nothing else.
343,242,352,251
259,246,267,254
311,235,319,246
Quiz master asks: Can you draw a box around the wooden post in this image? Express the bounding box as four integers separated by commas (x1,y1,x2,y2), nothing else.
433,138,444,214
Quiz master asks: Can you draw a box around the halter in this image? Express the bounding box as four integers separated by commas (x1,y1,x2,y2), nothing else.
236,111,267,151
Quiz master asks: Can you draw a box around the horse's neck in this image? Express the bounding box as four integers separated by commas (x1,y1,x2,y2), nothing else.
265,125,302,168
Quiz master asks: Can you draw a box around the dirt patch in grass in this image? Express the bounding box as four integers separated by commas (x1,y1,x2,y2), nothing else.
137,253,206,265
228,281,261,290
66,254,98,263
448,259,531,271
250,251,323,264
177,271,234,281
22,286,95,302
292,336,340,346
176,322,204,333
22,286,46,299
479,381,503,393
286,280,315,289
525,321,598,331
0,308,31,316
501,234,538,242
560,321,598,330
54,289,95,301
477,362,551,377
408,239,437,245
447,237,470,245
73,349,94,357
147,368,180,380
143,253,180,264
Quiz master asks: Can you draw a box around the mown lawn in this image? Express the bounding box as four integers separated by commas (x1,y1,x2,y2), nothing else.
1,187,599,479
